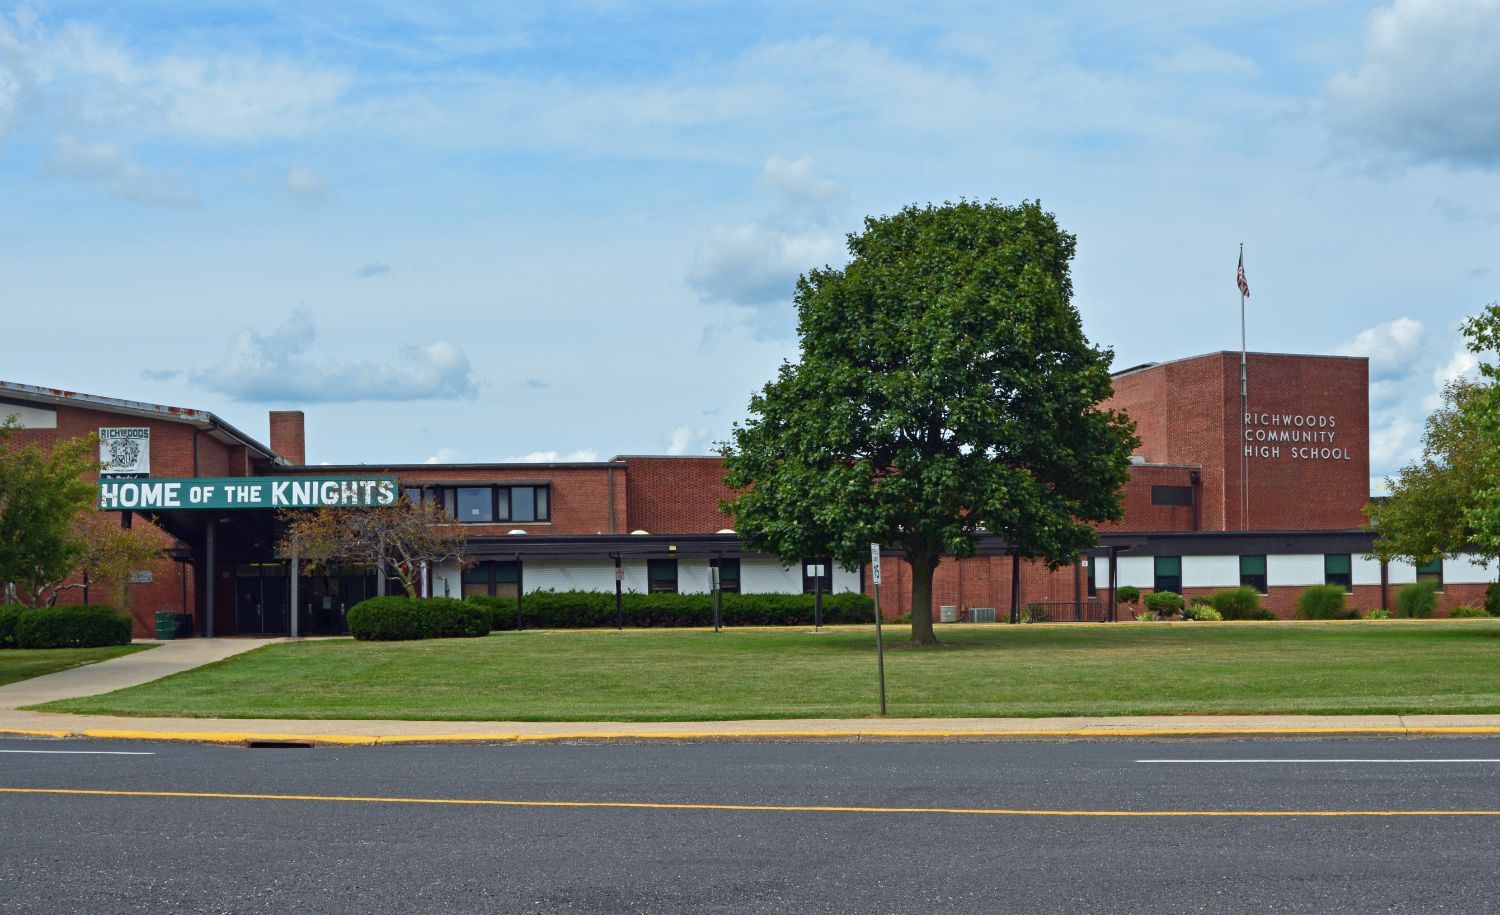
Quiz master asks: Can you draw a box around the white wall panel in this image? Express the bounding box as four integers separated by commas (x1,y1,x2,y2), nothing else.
741,559,801,593
620,559,649,594
432,559,462,599
5,404,56,428
678,559,712,594
832,566,861,594
1386,560,1416,585
523,560,615,593
1116,556,1154,588
1267,554,1323,587
1351,555,1383,586
1445,555,1498,584
1182,556,1239,589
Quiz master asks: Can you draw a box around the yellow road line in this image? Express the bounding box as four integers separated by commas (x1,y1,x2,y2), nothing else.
1,786,1498,817
7,725,1500,746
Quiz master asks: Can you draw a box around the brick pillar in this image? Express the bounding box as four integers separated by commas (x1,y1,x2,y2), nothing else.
269,411,306,465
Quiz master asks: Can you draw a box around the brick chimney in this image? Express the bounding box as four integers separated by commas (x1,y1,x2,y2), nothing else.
269,411,306,465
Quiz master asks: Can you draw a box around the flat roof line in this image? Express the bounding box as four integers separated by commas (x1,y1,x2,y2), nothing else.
1112,350,1369,378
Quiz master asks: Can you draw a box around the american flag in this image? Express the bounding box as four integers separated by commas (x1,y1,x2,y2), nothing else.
1237,247,1250,297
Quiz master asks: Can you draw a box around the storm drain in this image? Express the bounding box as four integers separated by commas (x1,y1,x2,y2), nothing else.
243,740,315,749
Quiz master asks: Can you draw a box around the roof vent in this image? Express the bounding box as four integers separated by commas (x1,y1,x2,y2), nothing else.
630,529,649,535
507,529,527,535
1129,455,1148,465
716,528,735,534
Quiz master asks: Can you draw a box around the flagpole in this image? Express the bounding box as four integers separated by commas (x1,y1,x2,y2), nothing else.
1239,242,1249,531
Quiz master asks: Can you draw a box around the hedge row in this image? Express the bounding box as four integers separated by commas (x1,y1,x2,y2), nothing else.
0,604,133,649
346,597,489,641
467,590,876,631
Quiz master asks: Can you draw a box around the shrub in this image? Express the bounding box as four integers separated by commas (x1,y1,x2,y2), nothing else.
1209,587,1274,621
1295,585,1348,620
1134,610,1156,622
1449,604,1492,619
347,596,488,641
1115,586,1140,606
13,605,132,649
0,604,23,648
470,590,877,630
1143,591,1184,618
1364,608,1390,620
1018,603,1051,624
1184,603,1222,622
1486,582,1500,617
1394,581,1438,619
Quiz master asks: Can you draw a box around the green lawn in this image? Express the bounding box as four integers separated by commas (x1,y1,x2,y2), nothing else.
32,621,1500,721
0,644,151,688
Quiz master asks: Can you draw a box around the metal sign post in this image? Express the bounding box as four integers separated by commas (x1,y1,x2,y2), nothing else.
613,554,624,630
871,543,886,717
809,562,825,631
711,563,722,633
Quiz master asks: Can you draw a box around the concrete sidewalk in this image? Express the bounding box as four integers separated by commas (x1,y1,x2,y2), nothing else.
5,637,1500,745
0,637,278,711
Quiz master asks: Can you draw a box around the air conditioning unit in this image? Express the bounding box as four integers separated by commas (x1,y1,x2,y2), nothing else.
939,605,958,623
969,607,997,623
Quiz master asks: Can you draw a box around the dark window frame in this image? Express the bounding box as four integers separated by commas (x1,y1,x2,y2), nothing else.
1153,555,1182,594
1150,485,1194,507
1415,557,1444,591
1324,554,1353,592
647,558,678,594
1239,554,1268,595
461,560,520,599
710,557,741,594
1085,556,1098,597
801,557,833,594
439,485,552,524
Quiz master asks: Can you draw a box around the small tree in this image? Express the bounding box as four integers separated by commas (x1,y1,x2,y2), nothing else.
1458,303,1500,559
279,499,466,597
722,201,1137,645
0,418,99,606
36,513,168,608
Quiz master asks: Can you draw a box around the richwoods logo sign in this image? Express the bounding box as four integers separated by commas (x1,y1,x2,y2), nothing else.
99,427,150,477
1243,412,1352,461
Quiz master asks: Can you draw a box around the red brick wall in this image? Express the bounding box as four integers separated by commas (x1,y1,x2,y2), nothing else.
274,464,625,536
624,456,736,534
269,411,305,465
1101,464,1201,533
1106,353,1369,531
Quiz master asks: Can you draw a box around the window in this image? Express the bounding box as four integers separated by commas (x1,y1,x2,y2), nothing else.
802,557,833,594
438,486,551,524
1153,556,1182,593
1416,558,1443,590
647,559,678,594
710,557,740,593
454,487,494,523
1151,485,1194,506
462,561,520,599
1085,557,1097,597
1325,554,1352,591
1239,555,1267,594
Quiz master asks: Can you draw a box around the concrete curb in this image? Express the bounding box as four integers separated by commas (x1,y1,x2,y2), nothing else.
7,724,1500,747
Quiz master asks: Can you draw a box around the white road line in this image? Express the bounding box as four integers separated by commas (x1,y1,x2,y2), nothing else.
1137,759,1500,764
0,750,154,756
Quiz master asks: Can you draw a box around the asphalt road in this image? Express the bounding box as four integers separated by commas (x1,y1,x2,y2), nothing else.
3,735,1500,914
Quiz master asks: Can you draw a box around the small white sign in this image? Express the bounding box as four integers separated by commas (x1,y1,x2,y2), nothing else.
99,427,150,477
870,543,882,585
128,570,154,584
807,563,826,578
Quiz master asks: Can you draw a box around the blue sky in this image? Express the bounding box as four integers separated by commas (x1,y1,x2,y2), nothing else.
2,1,1497,491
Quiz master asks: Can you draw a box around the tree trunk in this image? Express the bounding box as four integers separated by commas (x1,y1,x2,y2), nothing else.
908,549,940,645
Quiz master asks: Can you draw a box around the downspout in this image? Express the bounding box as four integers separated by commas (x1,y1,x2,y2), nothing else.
607,464,617,533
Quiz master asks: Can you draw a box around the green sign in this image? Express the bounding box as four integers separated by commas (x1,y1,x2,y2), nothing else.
97,476,400,511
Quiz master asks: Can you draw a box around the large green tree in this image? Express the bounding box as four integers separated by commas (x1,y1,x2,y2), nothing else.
0,415,100,605
1368,303,1500,565
721,200,1138,645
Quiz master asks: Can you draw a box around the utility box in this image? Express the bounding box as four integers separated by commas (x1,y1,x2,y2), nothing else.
969,607,998,623
939,605,958,623
154,611,177,640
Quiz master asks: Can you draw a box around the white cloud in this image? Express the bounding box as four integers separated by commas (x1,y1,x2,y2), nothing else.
356,261,392,279
662,424,710,456
1336,316,1427,381
1326,0,1500,167
45,135,198,206
192,307,479,403
275,164,325,199
687,155,849,334
506,449,601,463
1370,414,1421,470
424,447,463,464
1148,44,1258,77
